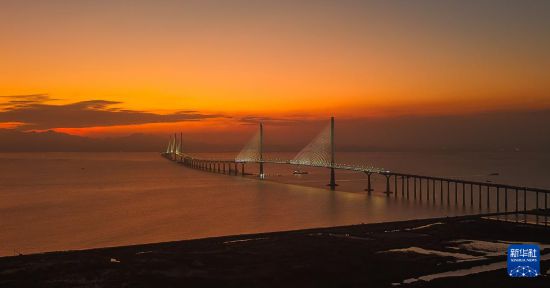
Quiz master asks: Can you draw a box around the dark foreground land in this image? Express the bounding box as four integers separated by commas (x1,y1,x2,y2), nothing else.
1,216,549,288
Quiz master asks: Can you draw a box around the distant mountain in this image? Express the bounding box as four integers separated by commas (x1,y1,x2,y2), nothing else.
1,109,550,152
0,129,162,152
0,129,247,152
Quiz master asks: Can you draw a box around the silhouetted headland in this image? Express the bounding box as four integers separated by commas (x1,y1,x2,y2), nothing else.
1,216,549,287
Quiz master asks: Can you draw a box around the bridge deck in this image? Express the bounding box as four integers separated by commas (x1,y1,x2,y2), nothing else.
168,152,385,173
165,152,550,194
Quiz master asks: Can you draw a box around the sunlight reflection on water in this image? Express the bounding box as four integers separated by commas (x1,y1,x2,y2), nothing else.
1,152,548,256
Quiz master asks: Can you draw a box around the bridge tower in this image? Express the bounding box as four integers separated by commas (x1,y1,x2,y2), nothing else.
173,133,177,160
329,116,336,189
235,122,264,179
180,132,183,161
166,136,172,155
259,123,264,179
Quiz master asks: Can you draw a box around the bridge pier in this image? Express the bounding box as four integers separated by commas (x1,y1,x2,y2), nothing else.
505,187,509,212
546,192,548,227
421,178,424,200
470,183,474,207
523,189,527,211
439,180,443,205
536,191,540,225
455,181,458,206
364,172,373,193
328,167,337,190
479,185,482,210
487,185,491,212
406,176,409,199
432,179,436,203
401,175,405,198
383,174,391,195
515,188,519,212
497,187,500,213
413,177,417,199
462,183,466,207
259,162,264,179
447,181,450,206
425,178,430,202
394,175,398,198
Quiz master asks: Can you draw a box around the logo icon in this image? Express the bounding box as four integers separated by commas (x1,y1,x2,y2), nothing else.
507,244,540,277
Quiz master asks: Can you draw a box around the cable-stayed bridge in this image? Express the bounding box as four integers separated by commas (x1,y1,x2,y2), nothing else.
162,117,550,226
163,117,384,187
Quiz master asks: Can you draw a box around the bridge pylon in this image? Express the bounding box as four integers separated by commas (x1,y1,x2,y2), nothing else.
328,116,337,190
235,122,264,179
259,123,264,179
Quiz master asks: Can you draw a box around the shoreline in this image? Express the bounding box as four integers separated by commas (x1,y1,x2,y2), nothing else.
1,216,549,287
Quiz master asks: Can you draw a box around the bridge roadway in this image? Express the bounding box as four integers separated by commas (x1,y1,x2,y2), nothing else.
168,151,386,173
163,151,550,226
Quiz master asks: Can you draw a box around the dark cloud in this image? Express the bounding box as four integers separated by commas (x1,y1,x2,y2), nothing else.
0,94,222,130
0,94,57,109
2,95,550,153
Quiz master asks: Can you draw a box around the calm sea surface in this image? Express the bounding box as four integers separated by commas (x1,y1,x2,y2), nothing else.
1,152,549,256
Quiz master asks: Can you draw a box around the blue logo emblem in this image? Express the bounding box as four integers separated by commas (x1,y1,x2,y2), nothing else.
507,244,540,277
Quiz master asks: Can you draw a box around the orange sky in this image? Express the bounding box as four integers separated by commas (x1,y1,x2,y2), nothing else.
1,1,549,137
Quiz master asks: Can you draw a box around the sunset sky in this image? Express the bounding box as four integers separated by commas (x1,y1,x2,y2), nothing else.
1,0,549,140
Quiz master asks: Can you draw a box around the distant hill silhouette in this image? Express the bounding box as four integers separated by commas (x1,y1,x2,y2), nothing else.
1,109,549,152
0,130,159,152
